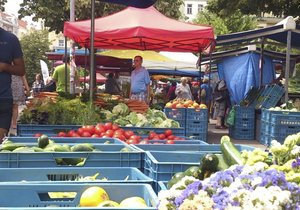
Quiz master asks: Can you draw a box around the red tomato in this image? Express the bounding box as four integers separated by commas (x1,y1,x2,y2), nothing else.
83,125,95,135
67,130,76,137
77,128,85,136
34,133,43,137
164,129,173,137
129,135,141,141
91,134,100,138
158,134,166,140
94,125,105,135
152,135,160,140
139,140,149,144
71,132,81,137
104,122,113,131
113,134,126,141
57,132,67,137
126,139,139,144
166,140,175,144
167,135,175,140
81,131,92,137
124,130,134,139
114,129,124,136
148,131,157,140
105,129,114,137
111,124,120,131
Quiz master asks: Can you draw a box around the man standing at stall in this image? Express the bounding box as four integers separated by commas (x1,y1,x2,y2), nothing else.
130,55,151,104
0,27,26,141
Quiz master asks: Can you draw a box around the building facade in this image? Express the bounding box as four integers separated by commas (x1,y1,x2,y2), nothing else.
0,12,28,37
182,0,208,22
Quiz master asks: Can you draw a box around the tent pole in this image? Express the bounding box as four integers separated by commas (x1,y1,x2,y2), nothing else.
64,36,68,93
89,0,95,102
259,38,264,87
284,30,291,102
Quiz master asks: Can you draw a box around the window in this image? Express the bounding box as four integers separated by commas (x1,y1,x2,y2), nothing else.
58,39,64,47
198,4,203,12
187,4,192,15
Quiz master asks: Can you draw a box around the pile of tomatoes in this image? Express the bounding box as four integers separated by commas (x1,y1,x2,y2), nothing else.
35,122,186,145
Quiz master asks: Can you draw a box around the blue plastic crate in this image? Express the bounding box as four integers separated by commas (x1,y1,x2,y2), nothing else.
186,108,208,121
259,132,271,145
155,181,167,192
17,124,185,137
143,152,203,181
164,108,186,121
131,143,212,152
234,117,255,129
0,183,158,209
142,144,254,182
121,126,185,136
269,112,300,126
261,85,285,109
261,109,271,121
6,137,126,145
269,125,300,144
185,132,207,142
229,127,255,140
0,167,152,184
185,121,208,134
235,106,255,119
17,124,81,137
260,120,270,134
147,139,207,144
0,144,142,168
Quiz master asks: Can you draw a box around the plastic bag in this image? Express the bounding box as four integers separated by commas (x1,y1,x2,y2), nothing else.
226,106,236,126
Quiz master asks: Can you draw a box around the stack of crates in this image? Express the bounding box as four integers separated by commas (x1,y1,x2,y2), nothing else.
185,108,208,141
260,109,300,145
164,108,208,141
229,106,255,140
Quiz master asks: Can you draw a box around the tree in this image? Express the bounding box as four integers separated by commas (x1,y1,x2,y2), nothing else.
0,0,7,12
20,29,51,85
206,0,300,18
194,10,257,36
19,0,184,34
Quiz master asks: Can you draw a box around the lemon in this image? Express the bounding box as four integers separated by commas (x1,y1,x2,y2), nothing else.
119,197,148,208
97,200,120,207
79,186,109,207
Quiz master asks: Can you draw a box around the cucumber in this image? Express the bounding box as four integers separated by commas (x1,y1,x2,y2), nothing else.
215,154,229,170
221,135,243,166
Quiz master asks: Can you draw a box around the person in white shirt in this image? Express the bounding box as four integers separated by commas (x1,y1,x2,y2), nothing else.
175,77,193,100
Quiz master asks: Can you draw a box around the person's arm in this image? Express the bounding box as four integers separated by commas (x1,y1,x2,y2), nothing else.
22,76,30,97
0,57,25,76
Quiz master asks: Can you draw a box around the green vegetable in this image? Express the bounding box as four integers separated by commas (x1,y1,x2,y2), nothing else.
112,103,130,116
221,135,243,166
184,166,201,178
215,154,229,170
200,153,219,172
71,144,94,152
38,135,50,149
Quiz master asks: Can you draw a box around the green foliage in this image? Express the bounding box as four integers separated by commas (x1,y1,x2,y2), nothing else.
19,97,103,125
0,0,7,12
206,0,300,18
194,10,257,35
19,0,184,34
20,29,51,85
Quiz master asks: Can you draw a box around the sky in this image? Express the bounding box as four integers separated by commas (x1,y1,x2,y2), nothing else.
4,0,34,24
4,0,23,16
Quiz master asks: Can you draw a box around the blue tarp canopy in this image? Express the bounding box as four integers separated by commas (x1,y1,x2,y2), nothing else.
218,52,276,103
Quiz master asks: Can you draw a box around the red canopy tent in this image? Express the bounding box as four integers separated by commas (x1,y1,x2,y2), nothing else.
63,6,215,53
80,73,107,83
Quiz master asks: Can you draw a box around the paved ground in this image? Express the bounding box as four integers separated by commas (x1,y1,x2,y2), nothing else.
207,119,267,150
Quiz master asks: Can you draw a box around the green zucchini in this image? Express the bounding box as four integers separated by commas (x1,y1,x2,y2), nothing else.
221,135,243,166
